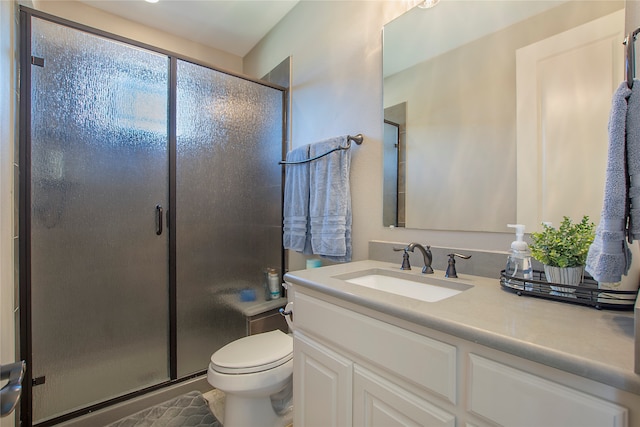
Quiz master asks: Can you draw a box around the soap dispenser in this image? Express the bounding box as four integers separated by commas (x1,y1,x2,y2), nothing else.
505,224,533,286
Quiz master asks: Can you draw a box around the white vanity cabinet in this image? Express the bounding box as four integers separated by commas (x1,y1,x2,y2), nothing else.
289,285,637,427
295,330,457,427
292,289,457,427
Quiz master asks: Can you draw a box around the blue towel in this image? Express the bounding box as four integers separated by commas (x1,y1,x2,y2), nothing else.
626,79,640,240
586,82,632,283
283,144,313,254
309,136,352,262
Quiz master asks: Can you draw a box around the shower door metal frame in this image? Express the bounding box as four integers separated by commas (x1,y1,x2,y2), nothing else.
18,7,287,426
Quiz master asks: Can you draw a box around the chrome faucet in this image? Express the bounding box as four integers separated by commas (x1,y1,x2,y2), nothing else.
407,243,434,274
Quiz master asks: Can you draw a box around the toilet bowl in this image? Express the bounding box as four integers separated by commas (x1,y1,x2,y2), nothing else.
207,329,293,427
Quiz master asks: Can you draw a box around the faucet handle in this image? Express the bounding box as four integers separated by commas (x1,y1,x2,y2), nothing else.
445,253,471,278
393,247,411,270
422,245,433,274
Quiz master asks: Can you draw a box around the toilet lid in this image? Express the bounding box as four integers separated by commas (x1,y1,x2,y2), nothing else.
210,330,293,374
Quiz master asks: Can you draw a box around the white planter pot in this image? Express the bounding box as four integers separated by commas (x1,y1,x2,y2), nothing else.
544,265,584,293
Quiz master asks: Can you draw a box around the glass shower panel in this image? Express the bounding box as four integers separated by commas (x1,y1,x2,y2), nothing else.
29,18,170,422
176,60,284,376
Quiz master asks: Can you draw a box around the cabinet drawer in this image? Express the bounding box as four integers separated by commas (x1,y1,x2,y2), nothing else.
468,354,627,427
294,292,457,404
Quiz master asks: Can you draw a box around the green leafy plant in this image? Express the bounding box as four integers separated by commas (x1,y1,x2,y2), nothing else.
529,216,595,268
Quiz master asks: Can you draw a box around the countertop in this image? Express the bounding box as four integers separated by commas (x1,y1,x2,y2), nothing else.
284,260,640,395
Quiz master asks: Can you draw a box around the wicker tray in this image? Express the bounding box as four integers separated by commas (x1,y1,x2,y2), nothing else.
500,269,637,310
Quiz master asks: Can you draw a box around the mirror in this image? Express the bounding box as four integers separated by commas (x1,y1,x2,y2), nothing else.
383,0,625,233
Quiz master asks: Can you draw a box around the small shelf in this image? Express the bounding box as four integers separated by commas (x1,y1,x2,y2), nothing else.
500,269,637,310
219,292,286,317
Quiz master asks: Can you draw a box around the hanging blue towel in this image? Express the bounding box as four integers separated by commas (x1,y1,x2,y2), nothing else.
309,136,352,262
586,82,633,283
283,144,312,254
626,79,640,240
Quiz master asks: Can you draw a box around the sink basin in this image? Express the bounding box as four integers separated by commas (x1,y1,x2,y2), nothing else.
334,268,473,302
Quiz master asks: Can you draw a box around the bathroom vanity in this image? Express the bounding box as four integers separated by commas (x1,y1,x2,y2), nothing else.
284,260,640,427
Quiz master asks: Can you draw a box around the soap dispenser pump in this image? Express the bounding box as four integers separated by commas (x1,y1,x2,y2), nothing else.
506,224,533,282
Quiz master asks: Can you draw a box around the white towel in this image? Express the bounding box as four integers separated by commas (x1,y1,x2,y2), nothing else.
585,82,632,283
282,144,312,254
309,136,352,262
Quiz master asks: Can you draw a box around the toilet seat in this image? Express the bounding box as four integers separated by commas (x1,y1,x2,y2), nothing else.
210,330,293,374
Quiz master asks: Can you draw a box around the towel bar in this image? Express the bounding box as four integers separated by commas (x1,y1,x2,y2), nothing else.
279,134,363,165
624,27,640,89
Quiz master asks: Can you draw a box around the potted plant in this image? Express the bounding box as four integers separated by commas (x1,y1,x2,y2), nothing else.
529,216,595,292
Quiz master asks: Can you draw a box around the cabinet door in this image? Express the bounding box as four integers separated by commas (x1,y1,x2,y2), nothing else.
468,354,627,427
354,365,456,427
294,332,353,427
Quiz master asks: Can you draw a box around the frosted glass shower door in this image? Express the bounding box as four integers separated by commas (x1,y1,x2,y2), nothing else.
176,60,285,376
29,18,170,423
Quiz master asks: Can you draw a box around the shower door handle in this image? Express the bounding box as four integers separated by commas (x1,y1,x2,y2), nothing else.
156,205,163,235
1,361,25,417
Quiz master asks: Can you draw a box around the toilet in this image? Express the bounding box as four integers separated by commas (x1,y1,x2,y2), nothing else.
207,329,293,427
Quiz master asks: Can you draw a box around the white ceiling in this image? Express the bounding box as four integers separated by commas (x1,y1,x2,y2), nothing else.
78,0,300,57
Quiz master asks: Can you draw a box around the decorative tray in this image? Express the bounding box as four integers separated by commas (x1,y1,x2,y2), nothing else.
500,269,637,310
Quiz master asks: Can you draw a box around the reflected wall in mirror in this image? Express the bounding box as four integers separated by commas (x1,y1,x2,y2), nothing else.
383,103,406,227
383,0,625,233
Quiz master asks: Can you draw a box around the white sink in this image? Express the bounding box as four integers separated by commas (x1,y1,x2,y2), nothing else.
334,268,473,302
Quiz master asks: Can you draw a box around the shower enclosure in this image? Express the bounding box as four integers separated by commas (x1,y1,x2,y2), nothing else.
20,8,285,426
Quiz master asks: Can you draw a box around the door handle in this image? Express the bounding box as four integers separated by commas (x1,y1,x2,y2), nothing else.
1,361,26,417
156,205,163,236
